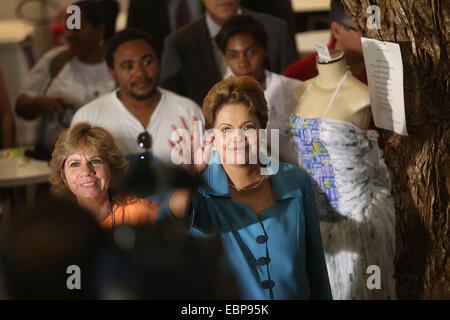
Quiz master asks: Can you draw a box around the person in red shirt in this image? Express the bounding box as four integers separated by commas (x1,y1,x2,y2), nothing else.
283,0,367,85
283,0,387,149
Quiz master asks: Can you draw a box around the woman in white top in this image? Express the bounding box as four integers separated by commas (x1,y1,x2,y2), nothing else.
215,14,301,165
15,0,119,145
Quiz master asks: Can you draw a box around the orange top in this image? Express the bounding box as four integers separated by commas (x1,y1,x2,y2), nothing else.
99,198,161,229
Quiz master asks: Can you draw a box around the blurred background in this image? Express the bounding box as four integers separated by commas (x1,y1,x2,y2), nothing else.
0,0,333,222
0,0,331,146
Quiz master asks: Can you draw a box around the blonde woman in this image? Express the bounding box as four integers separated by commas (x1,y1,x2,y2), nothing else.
50,122,160,228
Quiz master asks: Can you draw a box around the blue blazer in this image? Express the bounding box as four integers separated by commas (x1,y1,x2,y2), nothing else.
159,154,332,300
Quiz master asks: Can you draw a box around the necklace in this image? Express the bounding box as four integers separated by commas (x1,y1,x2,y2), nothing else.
229,176,267,192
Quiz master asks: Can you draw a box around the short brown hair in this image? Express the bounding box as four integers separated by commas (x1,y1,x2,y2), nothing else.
202,76,268,129
49,122,129,202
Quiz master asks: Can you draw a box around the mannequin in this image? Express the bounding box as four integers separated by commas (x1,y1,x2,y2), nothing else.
293,50,371,130
288,49,397,300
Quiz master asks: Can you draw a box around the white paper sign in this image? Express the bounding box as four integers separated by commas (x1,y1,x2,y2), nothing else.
361,37,408,136
314,43,331,63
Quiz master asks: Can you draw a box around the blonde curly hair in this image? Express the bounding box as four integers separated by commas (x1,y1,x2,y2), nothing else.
202,76,268,129
49,122,129,202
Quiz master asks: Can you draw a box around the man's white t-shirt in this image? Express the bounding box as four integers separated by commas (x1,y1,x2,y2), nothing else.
71,87,205,163
20,46,116,143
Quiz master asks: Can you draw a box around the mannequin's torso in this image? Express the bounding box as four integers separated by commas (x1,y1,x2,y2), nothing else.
288,53,397,301
293,51,371,130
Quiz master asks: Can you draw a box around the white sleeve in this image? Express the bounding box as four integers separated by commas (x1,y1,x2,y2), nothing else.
20,47,67,97
192,103,205,125
175,94,205,126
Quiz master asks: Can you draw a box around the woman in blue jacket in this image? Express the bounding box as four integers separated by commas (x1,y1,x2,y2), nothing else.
161,76,331,300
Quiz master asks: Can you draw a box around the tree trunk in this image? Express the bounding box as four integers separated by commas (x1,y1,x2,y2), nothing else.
341,0,449,299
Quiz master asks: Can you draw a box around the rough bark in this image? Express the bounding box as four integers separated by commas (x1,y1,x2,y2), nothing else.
341,0,449,299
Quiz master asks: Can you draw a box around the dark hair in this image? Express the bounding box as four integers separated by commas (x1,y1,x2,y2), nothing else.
74,0,119,40
329,0,353,27
215,14,268,54
105,28,161,68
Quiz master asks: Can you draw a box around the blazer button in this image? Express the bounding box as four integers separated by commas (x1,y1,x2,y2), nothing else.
256,235,267,244
261,280,275,289
257,257,271,265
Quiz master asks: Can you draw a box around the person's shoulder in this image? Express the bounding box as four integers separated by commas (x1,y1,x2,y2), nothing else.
81,91,118,110
41,46,71,60
128,197,162,211
273,72,302,105
268,162,313,199
279,72,302,87
30,46,71,70
247,9,288,29
277,162,307,176
160,88,201,110
165,18,205,42
276,162,310,187
119,197,161,225
73,91,118,121
126,197,161,219
282,52,318,80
